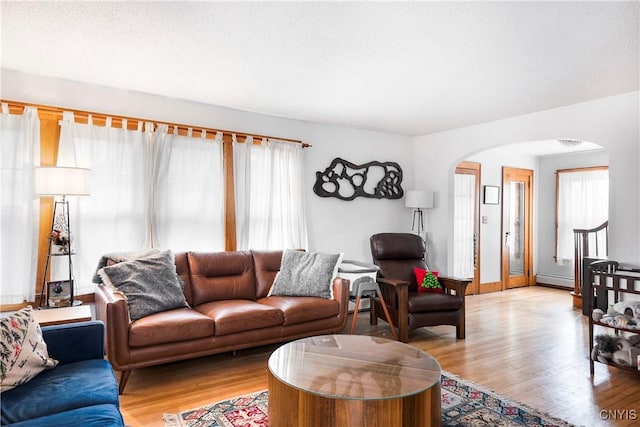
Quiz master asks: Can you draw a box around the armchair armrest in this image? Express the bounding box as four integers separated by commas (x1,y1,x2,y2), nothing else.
439,276,472,297
376,278,410,342
42,321,105,365
376,277,409,289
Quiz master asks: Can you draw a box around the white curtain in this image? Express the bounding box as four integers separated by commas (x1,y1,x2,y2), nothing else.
152,127,225,251
453,173,475,278
233,135,251,249
234,137,308,250
57,114,226,293
556,169,609,265
0,104,40,304
57,114,147,295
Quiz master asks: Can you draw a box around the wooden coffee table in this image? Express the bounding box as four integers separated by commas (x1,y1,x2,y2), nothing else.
268,334,441,427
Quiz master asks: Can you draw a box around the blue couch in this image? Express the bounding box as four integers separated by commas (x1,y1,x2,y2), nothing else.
1,321,124,426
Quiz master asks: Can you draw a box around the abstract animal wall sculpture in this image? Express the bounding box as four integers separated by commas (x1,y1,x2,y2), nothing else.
313,158,404,201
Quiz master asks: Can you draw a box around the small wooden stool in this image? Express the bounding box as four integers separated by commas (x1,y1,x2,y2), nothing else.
349,278,398,340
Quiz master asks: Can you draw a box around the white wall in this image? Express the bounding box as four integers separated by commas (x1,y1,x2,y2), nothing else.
414,92,640,274
2,69,414,262
5,71,637,271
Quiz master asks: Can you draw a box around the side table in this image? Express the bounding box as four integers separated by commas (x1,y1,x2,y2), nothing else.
33,305,92,327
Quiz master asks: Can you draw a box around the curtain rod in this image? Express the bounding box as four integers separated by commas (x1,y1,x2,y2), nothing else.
1,100,311,148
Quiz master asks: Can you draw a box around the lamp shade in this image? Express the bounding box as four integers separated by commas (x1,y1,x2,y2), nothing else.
35,167,91,197
405,190,433,209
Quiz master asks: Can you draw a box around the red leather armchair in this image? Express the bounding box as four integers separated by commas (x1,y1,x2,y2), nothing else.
370,233,470,342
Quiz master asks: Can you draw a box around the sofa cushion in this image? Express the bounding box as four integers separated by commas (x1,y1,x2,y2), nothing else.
252,250,283,299
188,251,256,305
195,300,284,336
98,250,188,321
0,359,118,425
129,307,215,347
269,250,343,299
174,252,193,304
6,404,124,427
258,296,340,326
0,306,58,392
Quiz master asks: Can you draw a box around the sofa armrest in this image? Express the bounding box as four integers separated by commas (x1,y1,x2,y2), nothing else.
42,321,105,365
94,283,132,371
331,277,350,327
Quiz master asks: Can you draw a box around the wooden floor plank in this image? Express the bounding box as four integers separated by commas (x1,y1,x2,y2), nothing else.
118,286,640,426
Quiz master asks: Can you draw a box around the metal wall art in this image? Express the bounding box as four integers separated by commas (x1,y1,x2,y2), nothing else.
313,157,404,201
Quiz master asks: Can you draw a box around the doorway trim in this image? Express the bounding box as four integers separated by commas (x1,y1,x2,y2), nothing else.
501,166,534,289
455,161,481,295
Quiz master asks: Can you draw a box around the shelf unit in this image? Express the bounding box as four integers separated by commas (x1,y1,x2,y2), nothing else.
37,247,75,309
588,260,640,375
37,198,76,309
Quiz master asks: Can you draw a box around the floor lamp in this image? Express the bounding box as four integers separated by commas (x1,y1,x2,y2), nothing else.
405,190,434,236
35,166,91,308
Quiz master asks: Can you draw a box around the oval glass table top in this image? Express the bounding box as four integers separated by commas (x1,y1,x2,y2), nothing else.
268,334,441,400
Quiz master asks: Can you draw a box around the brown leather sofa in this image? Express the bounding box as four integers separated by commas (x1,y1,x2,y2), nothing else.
94,250,349,394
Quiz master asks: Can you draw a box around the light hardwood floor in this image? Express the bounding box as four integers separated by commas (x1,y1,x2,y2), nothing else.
118,286,640,426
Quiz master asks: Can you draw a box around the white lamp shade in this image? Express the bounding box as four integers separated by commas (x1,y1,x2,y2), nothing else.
405,190,433,209
35,167,91,196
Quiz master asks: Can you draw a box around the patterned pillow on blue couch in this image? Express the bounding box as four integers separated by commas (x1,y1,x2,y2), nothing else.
0,306,58,392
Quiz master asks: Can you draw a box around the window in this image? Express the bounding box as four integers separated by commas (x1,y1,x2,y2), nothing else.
0,105,39,304
57,116,226,294
555,167,609,265
0,100,309,305
234,137,308,250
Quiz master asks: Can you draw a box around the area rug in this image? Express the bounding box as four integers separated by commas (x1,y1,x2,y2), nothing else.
163,371,573,427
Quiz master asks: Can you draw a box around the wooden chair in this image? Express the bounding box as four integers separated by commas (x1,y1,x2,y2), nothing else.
370,233,471,342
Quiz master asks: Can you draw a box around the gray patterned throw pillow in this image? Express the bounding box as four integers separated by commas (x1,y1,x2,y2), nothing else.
98,250,188,321
269,250,343,299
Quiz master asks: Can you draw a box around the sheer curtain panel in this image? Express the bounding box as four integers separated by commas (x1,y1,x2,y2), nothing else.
151,127,225,251
0,105,40,304
57,113,147,295
556,168,609,265
57,115,226,293
234,138,308,250
453,173,475,278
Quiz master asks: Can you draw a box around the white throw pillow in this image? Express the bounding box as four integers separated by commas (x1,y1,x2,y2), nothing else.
268,250,343,299
0,306,58,393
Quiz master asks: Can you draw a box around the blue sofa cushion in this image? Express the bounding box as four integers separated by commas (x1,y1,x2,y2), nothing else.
4,404,124,427
1,359,119,425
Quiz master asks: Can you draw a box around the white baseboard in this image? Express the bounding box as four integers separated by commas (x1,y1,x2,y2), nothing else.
536,274,573,289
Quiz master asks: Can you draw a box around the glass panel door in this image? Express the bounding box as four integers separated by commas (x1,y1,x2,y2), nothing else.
508,181,525,276
501,167,533,289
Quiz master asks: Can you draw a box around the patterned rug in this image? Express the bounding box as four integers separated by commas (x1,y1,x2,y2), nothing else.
163,371,573,427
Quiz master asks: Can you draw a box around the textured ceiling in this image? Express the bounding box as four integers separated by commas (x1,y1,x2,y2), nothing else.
1,1,638,136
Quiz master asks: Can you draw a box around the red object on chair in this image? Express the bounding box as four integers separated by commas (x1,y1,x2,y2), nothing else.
413,267,443,294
